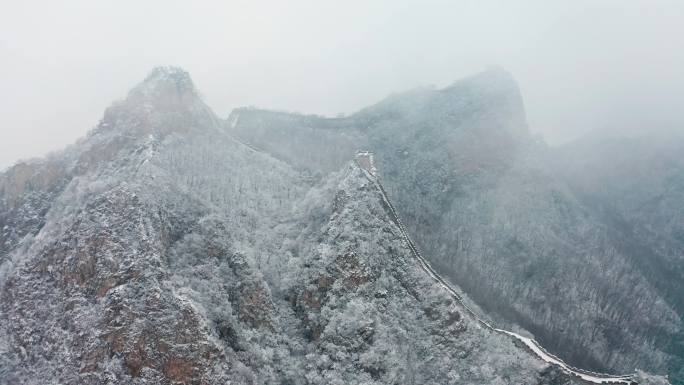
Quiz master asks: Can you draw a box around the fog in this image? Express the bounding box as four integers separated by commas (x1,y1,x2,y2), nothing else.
1,0,683,169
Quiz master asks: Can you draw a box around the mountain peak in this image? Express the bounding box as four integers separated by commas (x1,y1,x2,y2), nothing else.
130,66,196,99
145,66,193,86
441,66,529,137
93,66,218,137
445,66,516,90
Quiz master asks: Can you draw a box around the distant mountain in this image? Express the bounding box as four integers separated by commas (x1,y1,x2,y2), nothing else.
0,67,606,384
226,68,683,383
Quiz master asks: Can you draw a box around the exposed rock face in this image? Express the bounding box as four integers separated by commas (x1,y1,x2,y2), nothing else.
225,68,682,382
0,67,586,384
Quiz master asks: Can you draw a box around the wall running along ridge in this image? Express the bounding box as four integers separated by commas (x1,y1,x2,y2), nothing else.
355,154,637,385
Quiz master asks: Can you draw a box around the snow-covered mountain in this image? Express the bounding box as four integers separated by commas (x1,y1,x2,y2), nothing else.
226,68,683,383
0,67,633,384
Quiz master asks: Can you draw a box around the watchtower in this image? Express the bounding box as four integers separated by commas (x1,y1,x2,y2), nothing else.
356,151,377,176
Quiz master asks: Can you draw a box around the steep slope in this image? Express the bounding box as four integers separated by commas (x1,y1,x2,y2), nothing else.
0,67,592,384
225,68,681,379
0,66,311,384
554,133,684,382
280,163,575,384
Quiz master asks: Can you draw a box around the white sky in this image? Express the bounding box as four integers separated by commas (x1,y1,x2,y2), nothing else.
1,0,683,169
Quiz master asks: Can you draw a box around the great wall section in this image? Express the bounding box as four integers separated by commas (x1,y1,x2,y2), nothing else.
354,151,638,385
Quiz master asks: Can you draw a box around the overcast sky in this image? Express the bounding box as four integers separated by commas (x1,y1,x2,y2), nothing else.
1,0,683,169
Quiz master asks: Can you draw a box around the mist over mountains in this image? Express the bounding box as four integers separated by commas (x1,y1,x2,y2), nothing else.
0,67,679,384
227,67,684,380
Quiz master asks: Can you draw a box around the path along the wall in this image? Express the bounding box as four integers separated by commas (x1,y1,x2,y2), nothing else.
357,163,637,385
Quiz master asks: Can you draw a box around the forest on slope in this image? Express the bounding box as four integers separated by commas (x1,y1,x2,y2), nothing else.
0,67,601,384
226,68,684,383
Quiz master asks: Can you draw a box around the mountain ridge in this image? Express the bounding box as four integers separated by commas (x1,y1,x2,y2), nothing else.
224,68,682,382
0,67,623,384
